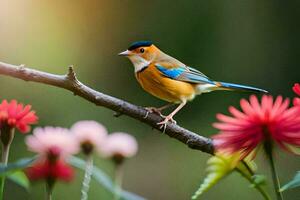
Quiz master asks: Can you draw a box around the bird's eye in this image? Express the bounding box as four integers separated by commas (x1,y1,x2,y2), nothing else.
140,48,145,53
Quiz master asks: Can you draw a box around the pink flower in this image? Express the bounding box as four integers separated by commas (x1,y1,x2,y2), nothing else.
100,132,138,160
212,95,300,159
25,127,77,186
0,100,38,133
25,127,79,158
293,83,300,106
71,120,107,155
26,159,74,182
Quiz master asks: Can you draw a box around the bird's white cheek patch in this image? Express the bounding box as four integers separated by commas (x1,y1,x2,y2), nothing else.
129,56,150,72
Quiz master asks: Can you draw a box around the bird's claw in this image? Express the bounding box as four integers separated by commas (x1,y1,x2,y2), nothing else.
144,107,165,119
157,116,177,132
158,123,167,133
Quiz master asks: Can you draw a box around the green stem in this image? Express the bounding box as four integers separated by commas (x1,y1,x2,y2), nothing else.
46,183,53,200
1,145,10,165
0,174,4,200
237,161,271,200
264,142,283,200
0,126,15,200
256,183,272,200
81,155,93,200
113,163,123,200
267,152,283,200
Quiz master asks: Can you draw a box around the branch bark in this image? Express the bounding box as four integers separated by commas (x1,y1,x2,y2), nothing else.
0,61,213,154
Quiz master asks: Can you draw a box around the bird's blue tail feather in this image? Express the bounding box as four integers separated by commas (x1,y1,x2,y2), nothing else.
217,81,268,93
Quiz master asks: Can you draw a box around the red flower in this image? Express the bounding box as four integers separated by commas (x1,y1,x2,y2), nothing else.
212,95,300,159
0,100,38,133
293,83,300,106
293,83,300,96
26,159,73,182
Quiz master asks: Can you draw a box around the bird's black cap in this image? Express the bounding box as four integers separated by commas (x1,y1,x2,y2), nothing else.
128,41,153,50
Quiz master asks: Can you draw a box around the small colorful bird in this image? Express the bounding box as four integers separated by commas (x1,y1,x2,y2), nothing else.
119,41,267,128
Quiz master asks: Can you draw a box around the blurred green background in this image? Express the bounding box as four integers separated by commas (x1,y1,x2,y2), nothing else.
0,0,299,199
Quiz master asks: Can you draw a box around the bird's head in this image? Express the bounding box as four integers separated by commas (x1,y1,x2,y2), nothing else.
119,41,160,72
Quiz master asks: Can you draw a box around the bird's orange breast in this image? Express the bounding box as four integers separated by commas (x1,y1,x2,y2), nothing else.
135,64,196,103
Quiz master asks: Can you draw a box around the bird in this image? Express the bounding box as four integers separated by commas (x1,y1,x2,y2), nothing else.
119,41,267,128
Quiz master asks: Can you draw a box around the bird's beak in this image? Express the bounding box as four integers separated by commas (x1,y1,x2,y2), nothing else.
118,50,131,56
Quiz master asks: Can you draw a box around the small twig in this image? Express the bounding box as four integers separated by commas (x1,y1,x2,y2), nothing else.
113,112,123,117
67,65,77,80
0,61,214,155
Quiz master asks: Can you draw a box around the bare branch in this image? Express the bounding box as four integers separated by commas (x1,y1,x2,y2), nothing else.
0,61,214,154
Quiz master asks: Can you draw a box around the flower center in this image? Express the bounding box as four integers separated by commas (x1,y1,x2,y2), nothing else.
262,124,271,140
80,141,94,155
47,147,61,163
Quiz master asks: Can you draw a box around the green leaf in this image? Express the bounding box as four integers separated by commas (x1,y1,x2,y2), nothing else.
191,154,239,200
250,175,267,188
7,171,30,191
280,171,300,192
0,157,36,175
68,156,146,200
191,154,271,200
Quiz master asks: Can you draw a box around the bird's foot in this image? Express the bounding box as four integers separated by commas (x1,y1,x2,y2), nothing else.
157,115,177,132
144,107,165,119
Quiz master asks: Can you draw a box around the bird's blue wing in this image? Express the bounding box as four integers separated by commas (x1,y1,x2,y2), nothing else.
155,64,214,84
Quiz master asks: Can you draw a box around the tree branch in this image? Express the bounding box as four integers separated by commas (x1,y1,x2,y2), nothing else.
0,61,214,154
